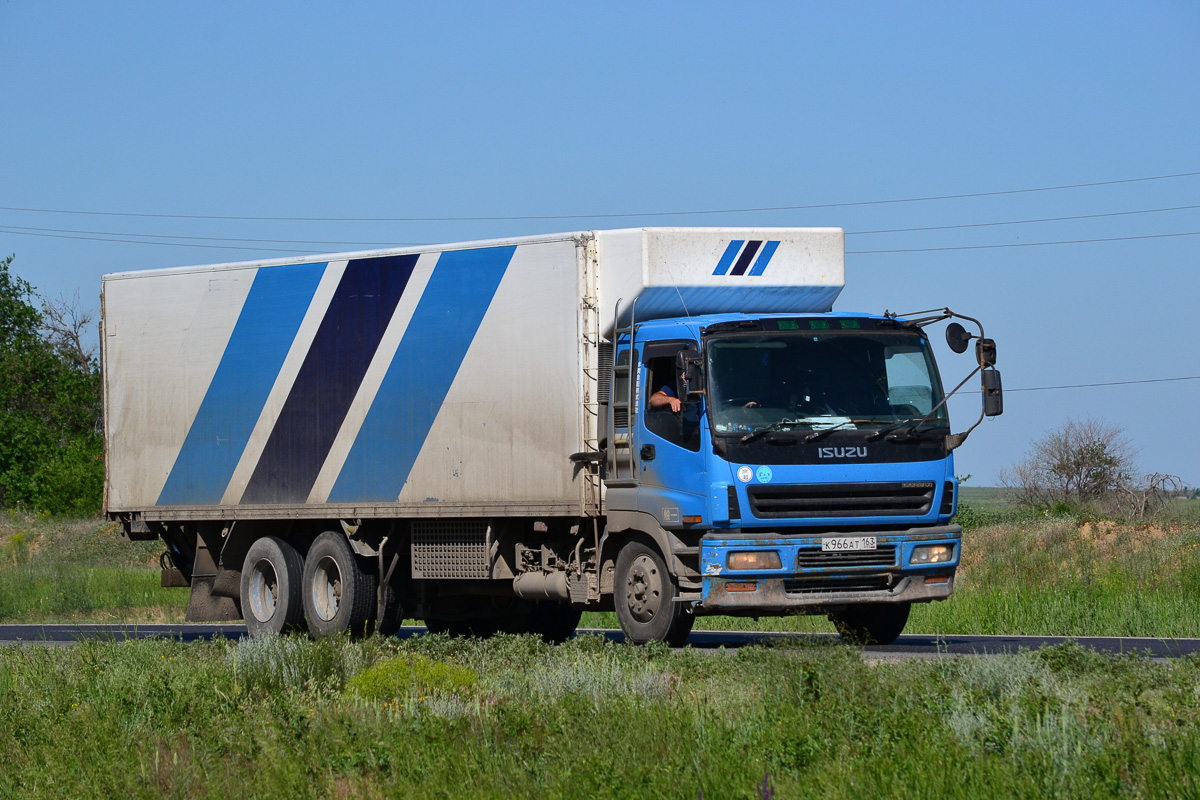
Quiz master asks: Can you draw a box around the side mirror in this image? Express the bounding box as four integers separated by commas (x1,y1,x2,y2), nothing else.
982,369,1003,416
945,322,971,354
675,347,704,401
976,338,997,367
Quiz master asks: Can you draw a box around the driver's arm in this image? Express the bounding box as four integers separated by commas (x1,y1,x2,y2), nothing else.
649,390,682,412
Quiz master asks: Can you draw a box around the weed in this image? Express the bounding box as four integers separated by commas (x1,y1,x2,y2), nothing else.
346,652,478,701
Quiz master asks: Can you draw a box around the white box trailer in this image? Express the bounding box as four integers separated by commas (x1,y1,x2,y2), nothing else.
102,226,996,646
102,228,843,522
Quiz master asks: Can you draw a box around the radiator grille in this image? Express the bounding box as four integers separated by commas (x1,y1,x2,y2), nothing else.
411,521,488,579
795,545,897,570
783,574,893,594
747,482,935,519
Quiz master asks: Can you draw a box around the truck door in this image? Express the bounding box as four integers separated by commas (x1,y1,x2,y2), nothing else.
636,340,708,525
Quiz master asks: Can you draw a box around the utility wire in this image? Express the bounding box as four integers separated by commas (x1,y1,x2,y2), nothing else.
1,169,1197,223
849,204,1200,235
0,228,317,254
6,226,1199,255
3,203,1197,249
1008,375,1200,392
847,230,1200,254
0,223,416,249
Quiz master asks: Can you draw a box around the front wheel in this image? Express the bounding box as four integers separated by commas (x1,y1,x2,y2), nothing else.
614,540,693,645
830,603,910,645
302,532,377,638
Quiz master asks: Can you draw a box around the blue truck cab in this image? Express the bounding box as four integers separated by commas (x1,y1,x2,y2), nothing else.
603,308,1000,645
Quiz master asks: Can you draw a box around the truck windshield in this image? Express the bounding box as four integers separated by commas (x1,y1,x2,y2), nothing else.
706,329,948,435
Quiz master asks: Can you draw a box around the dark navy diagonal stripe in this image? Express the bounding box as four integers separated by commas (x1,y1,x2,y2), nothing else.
241,254,419,504
328,245,515,503
712,240,744,275
747,240,780,276
156,261,327,506
729,240,763,276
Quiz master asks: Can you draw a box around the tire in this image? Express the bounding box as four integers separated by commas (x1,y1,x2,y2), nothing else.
423,595,499,638
831,603,910,645
240,537,305,636
523,601,583,644
664,608,695,648
302,532,377,638
614,539,691,645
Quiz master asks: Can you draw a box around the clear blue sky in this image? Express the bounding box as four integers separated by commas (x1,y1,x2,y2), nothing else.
2,1,1197,485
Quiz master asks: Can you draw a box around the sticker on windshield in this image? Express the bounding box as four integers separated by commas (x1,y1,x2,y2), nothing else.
737,466,753,483
756,466,773,483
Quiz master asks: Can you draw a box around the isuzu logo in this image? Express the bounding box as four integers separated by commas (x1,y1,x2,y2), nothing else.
818,446,868,458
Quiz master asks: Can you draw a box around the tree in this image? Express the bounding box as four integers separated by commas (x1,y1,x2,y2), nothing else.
999,418,1135,509
42,290,97,373
0,255,103,514
1001,418,1180,518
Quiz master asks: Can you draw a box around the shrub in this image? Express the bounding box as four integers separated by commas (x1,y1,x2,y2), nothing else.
30,436,104,516
346,653,478,700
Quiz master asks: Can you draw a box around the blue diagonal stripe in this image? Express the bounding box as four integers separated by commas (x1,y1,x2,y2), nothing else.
156,261,327,506
241,254,418,504
328,245,516,502
747,240,780,276
712,240,744,275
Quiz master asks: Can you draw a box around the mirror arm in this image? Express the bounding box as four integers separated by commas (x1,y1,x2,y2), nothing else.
946,403,986,453
910,364,980,434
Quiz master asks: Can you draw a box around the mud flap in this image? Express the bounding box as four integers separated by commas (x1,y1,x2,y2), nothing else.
185,576,241,622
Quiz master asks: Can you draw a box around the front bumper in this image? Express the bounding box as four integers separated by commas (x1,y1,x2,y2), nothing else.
696,524,960,613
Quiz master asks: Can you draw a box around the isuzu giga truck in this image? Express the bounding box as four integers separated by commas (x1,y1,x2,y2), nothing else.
103,227,1002,644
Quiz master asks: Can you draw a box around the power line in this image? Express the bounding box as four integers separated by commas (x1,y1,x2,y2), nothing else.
1,169,1197,223
3,202,1197,250
848,204,1200,236
0,223,418,249
0,228,316,254
1008,375,1200,393
847,230,1200,254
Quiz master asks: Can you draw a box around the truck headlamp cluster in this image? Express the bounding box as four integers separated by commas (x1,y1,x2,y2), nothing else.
726,551,782,570
910,544,955,564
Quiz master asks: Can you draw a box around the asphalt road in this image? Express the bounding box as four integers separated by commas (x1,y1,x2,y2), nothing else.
1,624,1196,659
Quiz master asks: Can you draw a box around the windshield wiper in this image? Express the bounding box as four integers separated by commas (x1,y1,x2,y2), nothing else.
864,419,925,441
740,420,801,444
802,419,896,444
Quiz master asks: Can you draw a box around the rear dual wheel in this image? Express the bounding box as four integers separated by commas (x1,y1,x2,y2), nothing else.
240,537,305,636
240,532,387,638
303,532,377,638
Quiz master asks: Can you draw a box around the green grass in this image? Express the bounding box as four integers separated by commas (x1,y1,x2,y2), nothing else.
958,485,1016,509
0,511,188,623
2,633,1199,798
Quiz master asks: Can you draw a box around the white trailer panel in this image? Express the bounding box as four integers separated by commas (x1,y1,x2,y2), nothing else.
104,235,591,517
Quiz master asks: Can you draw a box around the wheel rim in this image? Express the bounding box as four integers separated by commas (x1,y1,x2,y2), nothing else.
311,555,343,622
247,558,279,623
623,554,663,624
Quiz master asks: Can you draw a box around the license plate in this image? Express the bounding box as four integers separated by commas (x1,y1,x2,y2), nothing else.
821,536,877,552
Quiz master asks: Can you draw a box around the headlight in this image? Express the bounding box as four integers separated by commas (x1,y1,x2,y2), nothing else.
726,551,782,570
911,544,955,564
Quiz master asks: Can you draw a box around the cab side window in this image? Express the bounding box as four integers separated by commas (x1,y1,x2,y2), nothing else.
643,345,701,452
